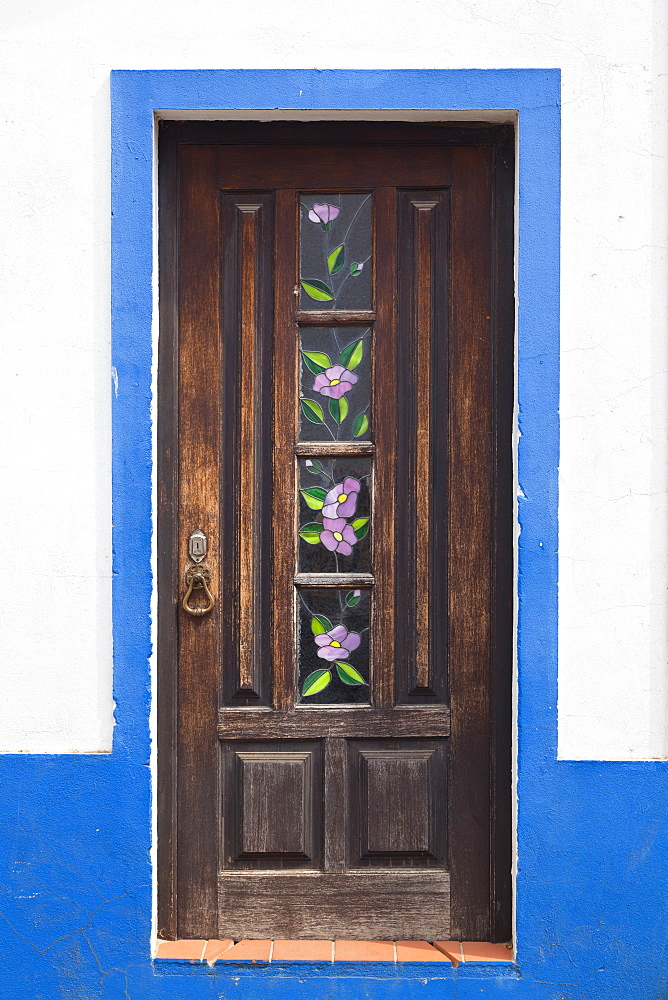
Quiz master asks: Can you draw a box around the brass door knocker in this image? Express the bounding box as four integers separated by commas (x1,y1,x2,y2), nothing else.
182,563,215,616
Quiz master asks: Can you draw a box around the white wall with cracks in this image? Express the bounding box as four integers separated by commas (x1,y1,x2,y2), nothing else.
0,0,666,757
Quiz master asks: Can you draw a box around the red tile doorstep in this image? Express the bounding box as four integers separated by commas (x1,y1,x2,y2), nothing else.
218,939,272,963
272,940,332,962
396,940,451,962
461,941,513,962
155,939,206,961
204,939,234,963
155,937,512,966
433,940,463,964
335,940,395,962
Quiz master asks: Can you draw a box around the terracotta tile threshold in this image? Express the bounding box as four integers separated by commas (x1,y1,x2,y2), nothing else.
155,938,513,966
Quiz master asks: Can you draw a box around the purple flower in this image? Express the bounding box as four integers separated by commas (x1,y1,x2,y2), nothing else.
308,203,340,225
315,624,362,661
313,365,358,399
322,477,361,519
320,517,357,555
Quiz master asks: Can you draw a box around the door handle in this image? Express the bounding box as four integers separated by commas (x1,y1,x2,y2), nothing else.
182,564,216,617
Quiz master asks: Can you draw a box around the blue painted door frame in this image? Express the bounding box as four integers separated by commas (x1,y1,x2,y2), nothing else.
0,69,666,1000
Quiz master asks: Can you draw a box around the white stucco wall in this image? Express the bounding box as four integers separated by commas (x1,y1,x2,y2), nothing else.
0,0,666,757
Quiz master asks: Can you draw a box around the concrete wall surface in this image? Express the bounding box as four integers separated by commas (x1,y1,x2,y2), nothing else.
0,0,666,760
2,756,667,998
0,5,666,999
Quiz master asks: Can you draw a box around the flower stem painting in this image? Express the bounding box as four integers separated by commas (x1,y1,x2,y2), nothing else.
299,195,372,311
299,327,371,442
295,194,374,703
297,589,370,703
298,458,371,574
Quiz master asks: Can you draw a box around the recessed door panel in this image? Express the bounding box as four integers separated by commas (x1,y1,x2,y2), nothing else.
348,740,447,866
222,742,322,869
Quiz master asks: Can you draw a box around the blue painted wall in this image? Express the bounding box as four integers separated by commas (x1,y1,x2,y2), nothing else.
1,70,666,1000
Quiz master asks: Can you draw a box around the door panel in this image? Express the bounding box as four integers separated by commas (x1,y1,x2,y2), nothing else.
395,189,450,705
348,740,447,865
158,121,514,943
219,192,274,706
223,742,322,867
218,871,451,941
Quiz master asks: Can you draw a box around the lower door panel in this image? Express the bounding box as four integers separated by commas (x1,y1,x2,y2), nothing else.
218,870,450,940
219,736,450,939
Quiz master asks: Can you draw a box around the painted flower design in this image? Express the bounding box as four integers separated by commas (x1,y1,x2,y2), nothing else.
315,624,362,662
322,477,361,519
308,203,340,226
313,365,358,399
320,517,357,555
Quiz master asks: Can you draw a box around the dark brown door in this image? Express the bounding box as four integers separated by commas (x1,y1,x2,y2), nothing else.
158,122,513,943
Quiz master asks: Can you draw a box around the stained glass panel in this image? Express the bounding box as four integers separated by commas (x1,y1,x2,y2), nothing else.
298,456,371,574
297,587,370,705
299,326,371,442
299,194,372,311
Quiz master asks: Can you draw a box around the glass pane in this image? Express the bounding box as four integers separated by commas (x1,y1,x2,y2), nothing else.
299,326,371,442
298,457,371,574
299,194,372,311
297,587,371,705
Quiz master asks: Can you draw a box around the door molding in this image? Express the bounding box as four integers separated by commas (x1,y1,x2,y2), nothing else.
109,68,561,958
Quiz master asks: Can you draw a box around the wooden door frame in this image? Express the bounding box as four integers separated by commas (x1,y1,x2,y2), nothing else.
156,119,515,943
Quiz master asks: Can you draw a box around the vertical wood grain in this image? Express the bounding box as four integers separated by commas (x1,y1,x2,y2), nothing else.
221,741,322,870
323,738,346,873
272,189,298,711
175,144,221,937
220,193,274,705
239,752,309,856
237,202,271,694
396,190,449,705
414,201,436,690
447,145,494,941
372,188,397,709
238,208,259,690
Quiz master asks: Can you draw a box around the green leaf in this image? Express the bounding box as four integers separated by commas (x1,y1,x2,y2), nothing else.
329,396,349,424
300,399,325,424
302,350,332,372
320,220,333,233
305,459,325,475
345,589,362,608
302,669,332,696
300,487,327,510
335,661,367,686
350,262,363,277
327,244,345,275
300,279,334,301
299,523,323,545
353,413,369,438
302,486,327,501
311,614,333,635
302,355,326,375
352,517,369,540
340,338,364,370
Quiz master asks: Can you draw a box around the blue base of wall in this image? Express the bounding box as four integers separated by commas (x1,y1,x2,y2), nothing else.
1,70,666,1000
1,758,666,997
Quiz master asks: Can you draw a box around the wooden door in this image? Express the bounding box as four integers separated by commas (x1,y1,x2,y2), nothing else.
158,121,514,943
